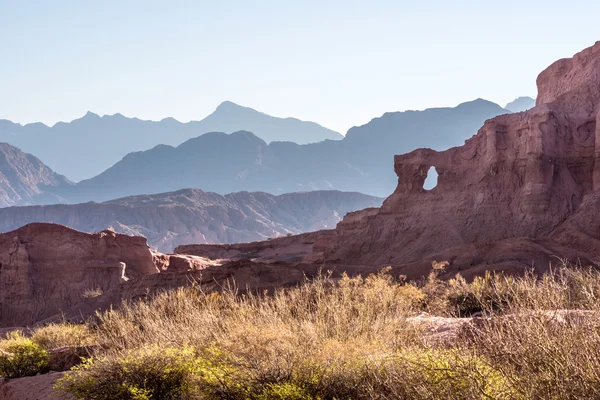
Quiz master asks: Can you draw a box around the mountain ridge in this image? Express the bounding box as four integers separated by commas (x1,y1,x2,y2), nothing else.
0,101,342,181
0,188,383,252
0,142,73,207
61,98,509,202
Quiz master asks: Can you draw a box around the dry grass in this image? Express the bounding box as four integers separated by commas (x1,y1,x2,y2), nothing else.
81,288,104,299
31,323,95,349
3,264,600,398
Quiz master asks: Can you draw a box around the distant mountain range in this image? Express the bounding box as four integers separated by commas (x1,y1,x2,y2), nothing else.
63,98,510,201
504,96,535,112
0,101,342,181
0,188,382,252
0,97,529,205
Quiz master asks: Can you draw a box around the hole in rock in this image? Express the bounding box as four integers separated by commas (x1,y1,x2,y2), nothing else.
423,166,438,190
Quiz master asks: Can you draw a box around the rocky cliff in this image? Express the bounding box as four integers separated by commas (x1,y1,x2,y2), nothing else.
0,223,219,327
179,42,600,280
0,224,153,326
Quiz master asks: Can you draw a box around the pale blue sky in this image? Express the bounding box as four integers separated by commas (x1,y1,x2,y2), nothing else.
1,0,598,133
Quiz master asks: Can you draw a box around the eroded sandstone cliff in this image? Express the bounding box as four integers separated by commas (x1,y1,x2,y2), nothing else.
179,41,600,280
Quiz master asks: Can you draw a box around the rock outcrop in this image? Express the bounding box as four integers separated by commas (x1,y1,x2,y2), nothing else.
0,223,157,327
179,42,600,280
0,189,383,252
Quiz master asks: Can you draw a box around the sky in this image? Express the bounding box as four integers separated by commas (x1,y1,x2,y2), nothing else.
0,0,599,134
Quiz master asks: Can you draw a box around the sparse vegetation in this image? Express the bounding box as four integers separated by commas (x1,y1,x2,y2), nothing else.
81,287,104,299
3,264,600,398
0,331,49,378
31,323,95,349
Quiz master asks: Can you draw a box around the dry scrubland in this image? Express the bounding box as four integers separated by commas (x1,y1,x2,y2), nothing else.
3,264,600,399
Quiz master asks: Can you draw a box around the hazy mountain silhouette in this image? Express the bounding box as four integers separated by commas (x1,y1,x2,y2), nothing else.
62,99,509,201
0,143,73,207
201,101,342,144
0,102,341,181
0,188,382,252
504,96,535,112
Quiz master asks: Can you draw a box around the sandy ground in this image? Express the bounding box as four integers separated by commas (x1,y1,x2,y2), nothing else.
0,372,71,400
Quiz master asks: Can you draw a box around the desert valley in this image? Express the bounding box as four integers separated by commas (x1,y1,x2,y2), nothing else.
1,3,600,399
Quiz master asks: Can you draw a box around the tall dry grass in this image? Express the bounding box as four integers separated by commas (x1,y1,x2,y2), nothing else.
2,264,600,398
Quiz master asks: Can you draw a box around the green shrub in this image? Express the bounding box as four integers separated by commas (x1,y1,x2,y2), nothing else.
0,331,50,379
56,345,205,399
256,382,314,400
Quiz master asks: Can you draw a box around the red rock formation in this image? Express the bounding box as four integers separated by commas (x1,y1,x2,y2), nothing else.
151,251,221,273
317,42,600,275
178,42,600,280
0,223,158,327
0,222,276,327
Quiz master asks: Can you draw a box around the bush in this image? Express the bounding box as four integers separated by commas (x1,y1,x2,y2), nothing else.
256,382,313,400
55,345,213,399
0,331,49,378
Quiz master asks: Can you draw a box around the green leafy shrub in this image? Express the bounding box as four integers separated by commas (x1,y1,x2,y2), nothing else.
0,331,50,379
256,382,314,400
55,345,206,399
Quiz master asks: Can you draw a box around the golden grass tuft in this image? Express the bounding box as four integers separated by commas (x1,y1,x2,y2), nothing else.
31,323,95,350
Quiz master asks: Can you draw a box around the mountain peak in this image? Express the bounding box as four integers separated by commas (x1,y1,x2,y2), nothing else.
457,98,503,109
84,111,100,118
504,96,536,113
215,101,249,113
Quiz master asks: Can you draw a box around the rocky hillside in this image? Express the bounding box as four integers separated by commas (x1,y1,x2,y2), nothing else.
0,101,342,181
64,99,508,202
0,143,73,207
0,189,382,252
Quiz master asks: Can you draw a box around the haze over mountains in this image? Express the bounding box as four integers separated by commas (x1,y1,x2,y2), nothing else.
0,97,529,207
67,98,510,201
0,101,342,181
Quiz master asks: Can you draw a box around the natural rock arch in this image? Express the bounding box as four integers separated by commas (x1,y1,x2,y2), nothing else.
423,166,438,190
